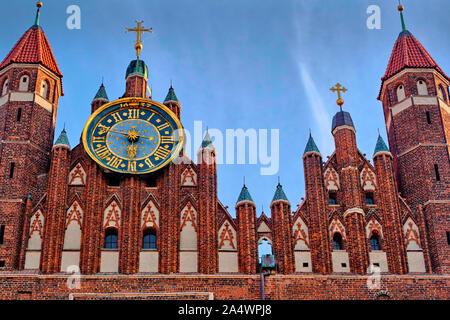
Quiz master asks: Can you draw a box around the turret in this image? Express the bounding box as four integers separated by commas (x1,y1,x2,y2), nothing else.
372,135,408,274
91,82,109,113
330,83,369,274
302,134,332,274
270,183,295,274
196,132,218,273
235,184,258,274
163,85,181,119
41,129,71,273
123,59,149,98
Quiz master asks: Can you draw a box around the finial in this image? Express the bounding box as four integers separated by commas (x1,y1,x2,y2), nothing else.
35,1,43,26
277,176,280,185
398,0,406,31
243,176,246,186
63,122,66,131
330,83,347,111
126,20,153,59
377,128,380,136
170,79,173,88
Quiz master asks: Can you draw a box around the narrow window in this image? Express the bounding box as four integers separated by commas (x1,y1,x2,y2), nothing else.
417,80,428,95
16,108,22,122
329,192,337,205
9,163,15,179
2,78,8,96
446,232,450,245
370,233,381,250
142,228,157,249
438,85,447,101
396,84,405,101
333,233,343,250
104,228,118,249
40,80,49,99
426,111,431,124
366,192,375,205
0,261,5,268
341,263,347,268
19,75,29,91
302,262,309,268
0,225,4,245
434,164,440,181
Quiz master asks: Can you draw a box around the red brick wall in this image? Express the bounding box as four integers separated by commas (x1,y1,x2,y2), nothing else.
0,273,447,300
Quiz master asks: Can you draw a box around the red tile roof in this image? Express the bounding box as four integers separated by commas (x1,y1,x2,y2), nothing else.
0,26,62,77
382,30,448,81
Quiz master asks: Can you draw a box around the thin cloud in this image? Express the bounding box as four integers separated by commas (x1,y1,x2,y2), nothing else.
297,63,333,156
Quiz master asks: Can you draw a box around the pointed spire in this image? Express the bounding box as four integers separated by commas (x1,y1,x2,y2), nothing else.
378,3,449,90
236,184,254,204
0,3,62,77
200,130,215,150
164,85,179,103
54,128,70,148
94,82,109,101
398,1,406,31
271,183,289,203
303,133,320,155
373,134,390,157
34,2,43,27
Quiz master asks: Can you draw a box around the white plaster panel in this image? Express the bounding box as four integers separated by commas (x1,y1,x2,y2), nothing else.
294,251,312,273
100,251,119,272
218,251,238,273
332,251,350,273
369,251,388,273
139,251,159,272
24,251,41,270
60,251,80,272
407,251,426,273
179,251,198,273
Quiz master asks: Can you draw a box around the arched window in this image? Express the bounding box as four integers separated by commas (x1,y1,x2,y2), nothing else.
19,75,29,91
333,233,343,250
438,85,447,101
2,78,8,96
417,80,428,96
396,84,405,102
104,228,118,249
40,80,49,99
370,232,381,251
142,228,157,249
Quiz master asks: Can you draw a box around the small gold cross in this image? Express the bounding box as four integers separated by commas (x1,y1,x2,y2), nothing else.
126,20,153,59
330,83,347,109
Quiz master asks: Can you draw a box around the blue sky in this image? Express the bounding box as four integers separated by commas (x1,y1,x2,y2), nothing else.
2,0,449,217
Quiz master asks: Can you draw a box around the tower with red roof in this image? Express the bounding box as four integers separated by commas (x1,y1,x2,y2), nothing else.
378,4,450,274
0,2,63,270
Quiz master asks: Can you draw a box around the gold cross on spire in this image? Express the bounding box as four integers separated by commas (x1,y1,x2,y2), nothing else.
330,83,347,110
126,20,153,59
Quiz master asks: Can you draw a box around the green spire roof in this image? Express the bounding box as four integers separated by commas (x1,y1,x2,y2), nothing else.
164,86,179,103
201,131,215,149
303,134,320,155
126,59,148,79
237,185,254,204
373,135,390,156
272,183,288,203
94,83,109,101
54,129,70,148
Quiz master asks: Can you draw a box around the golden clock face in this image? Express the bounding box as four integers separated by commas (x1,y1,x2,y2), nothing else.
82,97,183,174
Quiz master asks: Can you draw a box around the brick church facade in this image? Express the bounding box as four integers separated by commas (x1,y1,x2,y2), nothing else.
0,4,448,299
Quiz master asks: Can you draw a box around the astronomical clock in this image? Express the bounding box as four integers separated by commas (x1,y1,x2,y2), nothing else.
82,97,183,174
